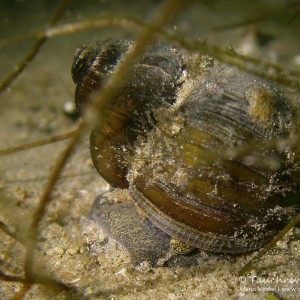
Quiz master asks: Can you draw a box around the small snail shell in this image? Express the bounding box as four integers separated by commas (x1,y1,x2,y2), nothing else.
72,39,299,255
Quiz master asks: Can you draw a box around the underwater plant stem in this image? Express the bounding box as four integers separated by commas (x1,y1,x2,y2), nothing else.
24,121,85,280
21,0,189,296
0,0,71,95
238,210,300,276
2,14,299,90
0,130,78,156
0,220,25,244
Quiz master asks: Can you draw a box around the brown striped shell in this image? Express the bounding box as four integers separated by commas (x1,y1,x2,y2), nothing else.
72,39,299,255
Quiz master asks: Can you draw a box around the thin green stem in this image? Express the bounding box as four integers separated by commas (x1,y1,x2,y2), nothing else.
21,0,189,296
0,130,78,156
0,0,72,95
238,210,300,276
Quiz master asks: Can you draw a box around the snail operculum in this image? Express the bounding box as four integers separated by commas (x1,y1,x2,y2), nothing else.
72,39,299,262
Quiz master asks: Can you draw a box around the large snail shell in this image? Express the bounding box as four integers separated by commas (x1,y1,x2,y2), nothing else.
72,39,185,188
72,39,299,254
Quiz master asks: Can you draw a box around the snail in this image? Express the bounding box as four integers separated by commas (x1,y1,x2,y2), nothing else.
71,39,299,264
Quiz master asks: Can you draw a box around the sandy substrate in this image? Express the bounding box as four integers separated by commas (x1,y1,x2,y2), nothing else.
0,1,299,299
